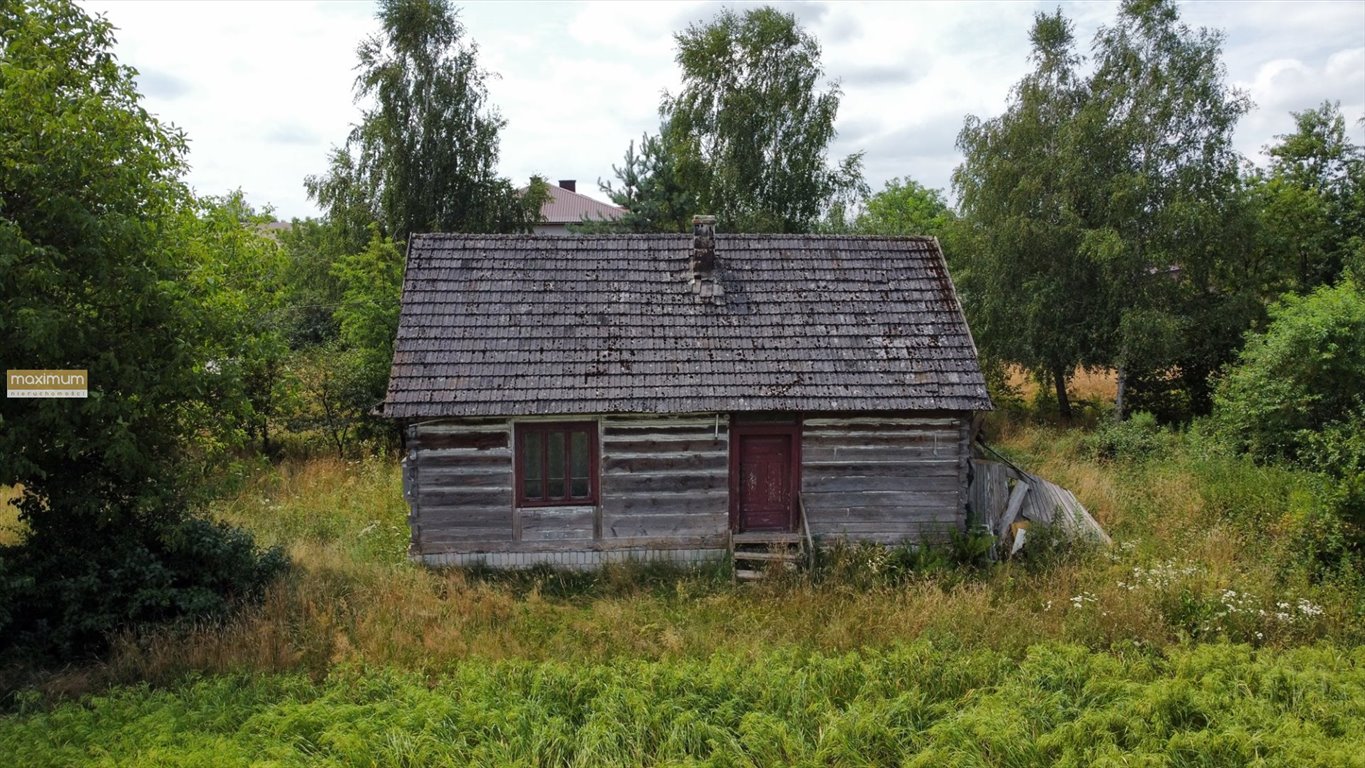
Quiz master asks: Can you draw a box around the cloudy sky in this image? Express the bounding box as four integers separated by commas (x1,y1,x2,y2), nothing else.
81,0,1365,220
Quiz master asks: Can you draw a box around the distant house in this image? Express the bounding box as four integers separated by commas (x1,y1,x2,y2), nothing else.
381,216,993,570
525,179,627,235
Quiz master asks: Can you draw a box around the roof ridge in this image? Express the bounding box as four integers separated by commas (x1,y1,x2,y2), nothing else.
410,232,940,241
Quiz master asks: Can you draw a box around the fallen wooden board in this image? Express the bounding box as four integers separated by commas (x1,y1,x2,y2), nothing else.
1018,470,1111,546
968,458,1111,552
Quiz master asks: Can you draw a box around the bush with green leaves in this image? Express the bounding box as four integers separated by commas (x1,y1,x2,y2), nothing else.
1084,411,1171,462
0,517,286,661
1215,280,1365,464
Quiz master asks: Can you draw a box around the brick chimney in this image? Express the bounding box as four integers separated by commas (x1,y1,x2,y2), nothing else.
690,215,723,301
691,215,716,274
558,179,576,192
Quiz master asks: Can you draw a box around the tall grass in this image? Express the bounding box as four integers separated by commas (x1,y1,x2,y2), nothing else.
5,642,1362,766
7,418,1362,706
0,484,23,547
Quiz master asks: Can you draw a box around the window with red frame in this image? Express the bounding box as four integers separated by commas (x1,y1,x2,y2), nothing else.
515,422,598,506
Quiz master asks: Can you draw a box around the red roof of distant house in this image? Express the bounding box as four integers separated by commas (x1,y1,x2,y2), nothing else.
532,182,627,224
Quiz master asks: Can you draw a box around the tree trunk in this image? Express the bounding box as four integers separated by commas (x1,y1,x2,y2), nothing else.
1053,366,1072,422
1114,364,1127,422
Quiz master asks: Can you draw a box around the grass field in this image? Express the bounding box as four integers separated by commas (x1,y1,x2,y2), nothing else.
6,643,1363,766
3,418,1363,764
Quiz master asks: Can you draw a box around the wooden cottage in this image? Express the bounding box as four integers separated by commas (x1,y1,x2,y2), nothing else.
381,217,993,569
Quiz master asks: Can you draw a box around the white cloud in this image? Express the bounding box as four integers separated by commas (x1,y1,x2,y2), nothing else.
1234,47,1365,160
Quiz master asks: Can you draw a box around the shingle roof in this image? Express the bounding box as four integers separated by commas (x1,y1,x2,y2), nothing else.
537,185,627,224
383,234,993,418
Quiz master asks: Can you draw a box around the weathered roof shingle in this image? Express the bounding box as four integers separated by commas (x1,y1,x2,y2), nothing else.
383,234,992,418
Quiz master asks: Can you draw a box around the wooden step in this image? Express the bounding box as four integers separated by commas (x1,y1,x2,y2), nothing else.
731,532,802,545
735,569,765,581
732,550,801,562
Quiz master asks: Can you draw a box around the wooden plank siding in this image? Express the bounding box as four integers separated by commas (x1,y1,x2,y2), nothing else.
409,414,731,557
408,420,514,555
801,415,970,544
407,411,971,560
598,415,730,542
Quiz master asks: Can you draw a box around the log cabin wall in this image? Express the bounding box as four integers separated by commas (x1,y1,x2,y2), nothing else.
406,419,515,555
406,411,971,567
406,414,730,568
800,413,971,544
598,414,730,548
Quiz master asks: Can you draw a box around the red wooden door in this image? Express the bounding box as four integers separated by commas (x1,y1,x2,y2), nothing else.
732,428,799,532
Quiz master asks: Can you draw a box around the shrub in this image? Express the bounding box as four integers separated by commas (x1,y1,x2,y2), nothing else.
1302,407,1365,545
1214,280,1365,464
0,514,286,662
1084,411,1170,462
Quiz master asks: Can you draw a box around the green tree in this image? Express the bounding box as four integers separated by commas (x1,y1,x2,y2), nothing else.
306,0,546,242
853,177,956,237
183,192,293,457
584,131,695,233
0,0,282,658
954,11,1103,419
1080,0,1252,418
276,217,348,348
660,6,864,232
955,0,1257,420
284,342,375,457
1254,102,1365,292
330,226,405,440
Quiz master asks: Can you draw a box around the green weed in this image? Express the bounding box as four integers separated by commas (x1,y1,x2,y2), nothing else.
4,642,1362,766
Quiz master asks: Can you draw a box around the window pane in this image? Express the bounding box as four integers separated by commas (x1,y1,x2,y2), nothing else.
570,431,590,498
547,431,565,498
521,431,543,500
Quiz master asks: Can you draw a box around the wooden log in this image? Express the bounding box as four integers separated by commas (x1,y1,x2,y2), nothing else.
603,453,728,474
603,513,728,539
415,421,507,436
802,423,963,437
802,416,961,428
601,416,720,430
419,529,515,548
802,446,961,463
417,452,513,470
518,506,595,542
800,433,958,450
603,424,728,439
416,533,730,556
803,505,962,522
802,474,960,494
416,431,509,451
600,492,728,517
602,471,728,495
417,487,513,509
416,467,512,488
418,507,514,527
802,461,961,478
601,438,727,455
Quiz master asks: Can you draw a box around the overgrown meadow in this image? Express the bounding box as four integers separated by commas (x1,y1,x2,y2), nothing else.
4,409,1363,764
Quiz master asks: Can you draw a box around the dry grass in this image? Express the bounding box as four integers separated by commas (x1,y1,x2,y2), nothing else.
13,420,1359,700
0,485,24,547
1007,365,1118,402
